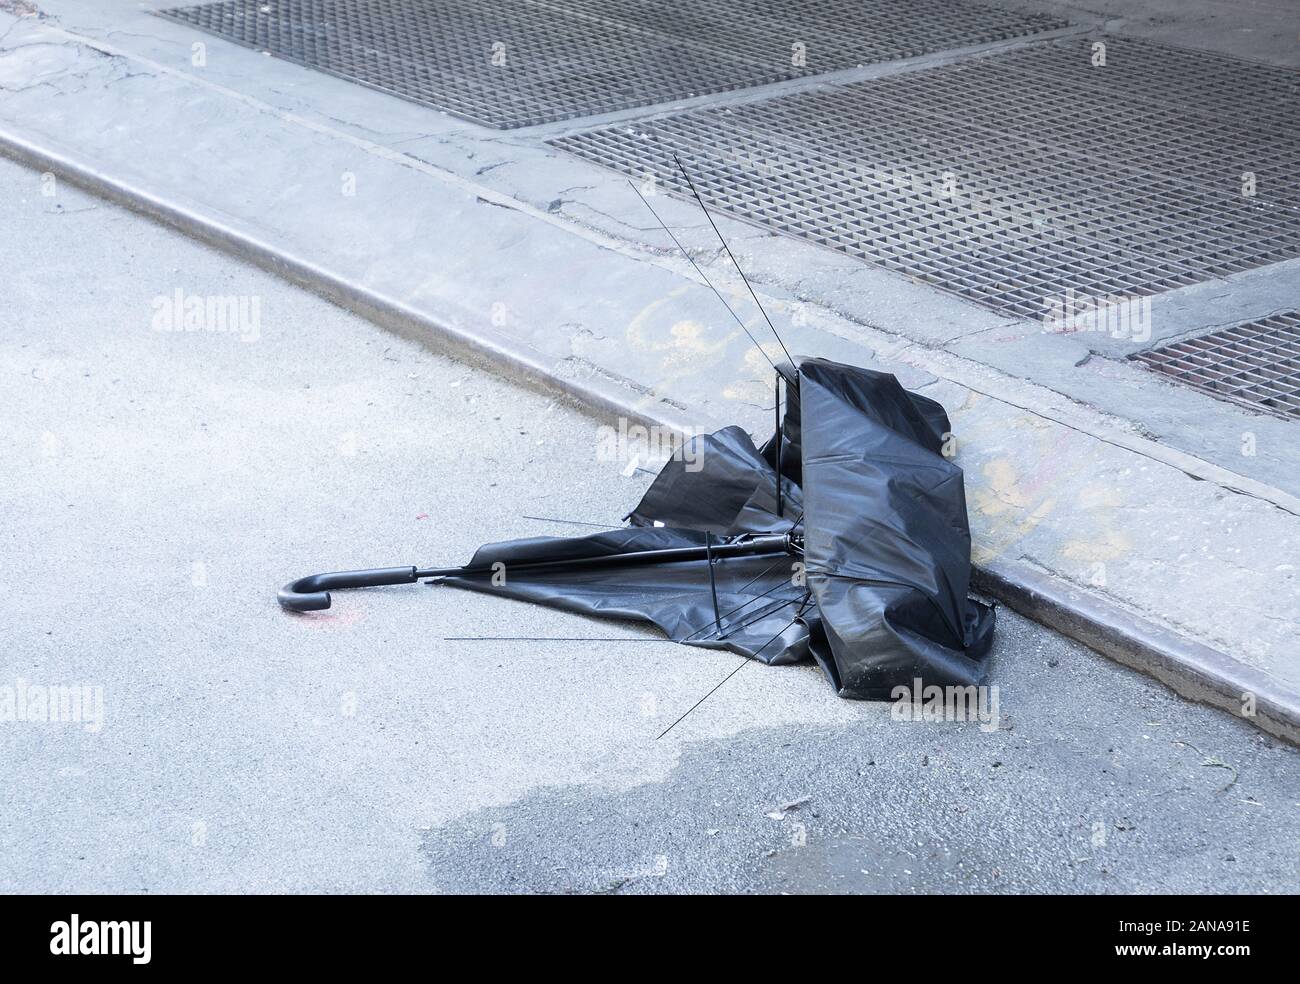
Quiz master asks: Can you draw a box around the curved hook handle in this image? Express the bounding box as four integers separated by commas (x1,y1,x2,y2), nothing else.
278,566,419,613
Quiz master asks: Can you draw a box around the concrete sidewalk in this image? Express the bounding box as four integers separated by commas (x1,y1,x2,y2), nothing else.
0,0,1297,741
3,156,1297,894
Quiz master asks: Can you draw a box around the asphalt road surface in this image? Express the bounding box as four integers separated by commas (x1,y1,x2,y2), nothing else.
1,156,1296,893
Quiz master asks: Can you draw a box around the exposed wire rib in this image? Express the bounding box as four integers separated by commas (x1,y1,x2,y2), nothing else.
672,154,795,367
628,178,777,371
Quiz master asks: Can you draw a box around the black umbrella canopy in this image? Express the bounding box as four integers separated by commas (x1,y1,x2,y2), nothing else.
434,357,995,697
775,358,994,695
278,154,994,696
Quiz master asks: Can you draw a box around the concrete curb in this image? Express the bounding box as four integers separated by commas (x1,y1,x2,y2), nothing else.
0,130,709,441
973,564,1298,745
5,130,1296,747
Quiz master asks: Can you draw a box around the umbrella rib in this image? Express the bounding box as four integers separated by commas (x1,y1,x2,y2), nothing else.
657,595,814,741
678,568,798,642
715,588,812,641
775,372,783,519
627,179,777,372
521,515,621,528
656,659,749,740
677,522,806,642
731,549,798,595
671,154,795,367
704,531,724,638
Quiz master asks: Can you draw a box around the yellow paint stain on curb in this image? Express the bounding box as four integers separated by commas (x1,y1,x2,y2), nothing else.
973,458,1030,516
627,288,782,398
627,287,728,364
971,457,1059,559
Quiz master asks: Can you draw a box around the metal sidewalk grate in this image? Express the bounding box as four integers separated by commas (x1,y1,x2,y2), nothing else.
155,0,1067,128
552,36,1300,318
1132,313,1300,419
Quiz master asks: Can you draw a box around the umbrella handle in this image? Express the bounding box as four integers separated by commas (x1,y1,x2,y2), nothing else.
278,566,420,612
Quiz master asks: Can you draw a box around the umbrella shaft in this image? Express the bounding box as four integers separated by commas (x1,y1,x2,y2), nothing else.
418,532,799,580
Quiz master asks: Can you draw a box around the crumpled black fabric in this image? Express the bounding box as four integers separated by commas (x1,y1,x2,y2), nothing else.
440,358,995,697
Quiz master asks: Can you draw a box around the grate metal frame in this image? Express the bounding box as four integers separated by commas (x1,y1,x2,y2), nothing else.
553,36,1300,318
156,0,1068,129
1132,313,1300,419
